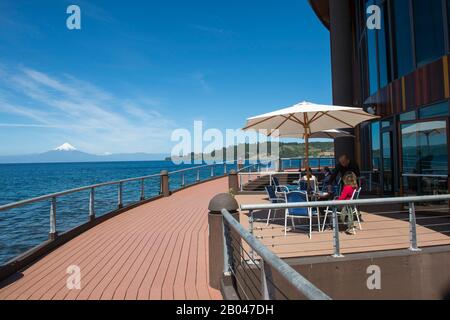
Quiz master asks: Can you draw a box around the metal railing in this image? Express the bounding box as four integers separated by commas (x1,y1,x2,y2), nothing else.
240,194,450,258
234,157,336,192
0,161,237,263
168,161,238,189
221,209,331,300
238,172,303,192
280,157,335,171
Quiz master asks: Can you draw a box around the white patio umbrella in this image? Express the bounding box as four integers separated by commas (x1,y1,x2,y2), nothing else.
275,129,355,140
243,101,379,172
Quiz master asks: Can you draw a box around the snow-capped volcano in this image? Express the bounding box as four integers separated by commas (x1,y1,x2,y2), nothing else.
0,143,168,163
54,143,77,152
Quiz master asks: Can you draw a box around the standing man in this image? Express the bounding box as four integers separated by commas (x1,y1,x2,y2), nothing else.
328,154,360,192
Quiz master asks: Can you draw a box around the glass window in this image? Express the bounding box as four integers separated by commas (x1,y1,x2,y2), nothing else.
371,122,381,170
419,101,449,119
377,1,390,88
391,0,414,77
366,0,379,95
401,121,448,194
448,0,450,51
400,111,417,122
365,0,392,94
382,132,393,193
382,119,392,128
360,123,372,170
413,0,445,66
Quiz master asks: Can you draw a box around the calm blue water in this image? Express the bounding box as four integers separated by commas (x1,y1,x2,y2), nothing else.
0,161,236,265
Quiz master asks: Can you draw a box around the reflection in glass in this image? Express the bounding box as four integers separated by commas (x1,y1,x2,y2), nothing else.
400,111,416,122
402,121,448,195
391,0,414,78
419,101,449,119
413,0,445,66
372,122,381,170
366,0,379,95
377,1,390,88
382,132,393,193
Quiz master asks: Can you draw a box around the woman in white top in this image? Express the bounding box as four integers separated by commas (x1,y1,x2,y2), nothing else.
301,168,318,192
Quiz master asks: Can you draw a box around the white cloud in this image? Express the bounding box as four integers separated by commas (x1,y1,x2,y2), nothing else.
0,66,177,154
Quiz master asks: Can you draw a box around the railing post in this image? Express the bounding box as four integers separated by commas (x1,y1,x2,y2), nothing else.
409,202,421,252
228,170,239,194
118,182,123,209
223,218,232,276
208,193,239,290
211,165,215,177
249,210,255,261
224,163,227,175
260,259,275,300
332,207,343,258
89,188,95,221
181,173,185,187
49,197,57,240
240,174,243,192
196,169,200,182
140,179,145,201
160,170,170,197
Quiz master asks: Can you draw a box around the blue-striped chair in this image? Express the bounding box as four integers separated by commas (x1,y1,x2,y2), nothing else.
284,191,320,238
264,186,285,226
271,176,289,194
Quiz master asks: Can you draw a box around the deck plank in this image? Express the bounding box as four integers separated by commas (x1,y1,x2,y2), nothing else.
0,178,227,300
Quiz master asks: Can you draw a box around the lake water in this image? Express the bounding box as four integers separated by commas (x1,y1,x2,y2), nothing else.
0,161,235,264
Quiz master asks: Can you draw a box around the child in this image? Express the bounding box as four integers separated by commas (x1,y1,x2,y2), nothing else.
338,172,358,235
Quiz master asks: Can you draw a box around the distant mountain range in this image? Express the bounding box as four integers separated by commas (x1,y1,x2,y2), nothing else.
0,143,169,164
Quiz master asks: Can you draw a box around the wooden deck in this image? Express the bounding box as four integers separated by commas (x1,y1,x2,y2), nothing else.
2,177,450,301
236,194,450,258
0,178,228,300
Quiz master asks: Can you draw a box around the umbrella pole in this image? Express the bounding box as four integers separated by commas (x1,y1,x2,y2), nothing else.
305,132,311,192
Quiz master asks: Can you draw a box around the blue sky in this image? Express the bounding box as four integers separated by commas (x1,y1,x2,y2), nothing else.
0,0,331,155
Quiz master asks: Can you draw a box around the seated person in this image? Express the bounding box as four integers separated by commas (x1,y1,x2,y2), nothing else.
301,167,318,191
321,167,332,190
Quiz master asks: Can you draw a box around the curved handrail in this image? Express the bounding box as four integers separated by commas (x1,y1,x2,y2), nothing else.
0,161,238,212
222,208,331,300
0,173,161,212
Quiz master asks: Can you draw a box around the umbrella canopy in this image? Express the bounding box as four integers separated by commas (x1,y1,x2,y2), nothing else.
243,101,379,173
275,129,355,140
244,101,378,135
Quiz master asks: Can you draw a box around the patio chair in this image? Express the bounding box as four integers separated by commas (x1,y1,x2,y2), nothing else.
264,186,286,226
322,187,362,232
352,187,363,230
272,176,289,194
284,191,321,239
298,178,318,193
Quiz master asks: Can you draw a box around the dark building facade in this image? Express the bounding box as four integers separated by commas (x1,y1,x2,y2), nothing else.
310,0,450,196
